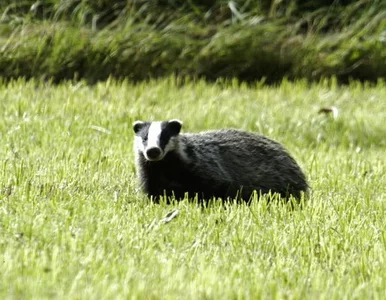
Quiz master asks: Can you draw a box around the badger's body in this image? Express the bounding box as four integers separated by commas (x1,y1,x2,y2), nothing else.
133,120,308,201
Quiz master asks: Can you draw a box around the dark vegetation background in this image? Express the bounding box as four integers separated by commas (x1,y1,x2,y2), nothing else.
0,0,385,83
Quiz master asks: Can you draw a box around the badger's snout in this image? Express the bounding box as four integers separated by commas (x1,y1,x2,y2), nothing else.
145,147,163,161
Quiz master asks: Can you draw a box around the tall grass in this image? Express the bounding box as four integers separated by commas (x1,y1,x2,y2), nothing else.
0,1,385,82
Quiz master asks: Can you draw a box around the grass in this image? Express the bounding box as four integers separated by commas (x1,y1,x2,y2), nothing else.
0,1,385,82
1,77,386,298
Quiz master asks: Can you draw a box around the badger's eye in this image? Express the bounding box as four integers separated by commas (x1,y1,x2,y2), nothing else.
143,135,148,142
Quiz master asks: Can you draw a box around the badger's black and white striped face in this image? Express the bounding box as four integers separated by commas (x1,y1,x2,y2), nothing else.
133,120,182,161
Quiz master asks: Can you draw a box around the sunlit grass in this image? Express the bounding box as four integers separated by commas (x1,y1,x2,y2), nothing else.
0,77,385,298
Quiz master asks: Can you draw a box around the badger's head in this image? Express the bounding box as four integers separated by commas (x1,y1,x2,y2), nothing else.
133,119,183,162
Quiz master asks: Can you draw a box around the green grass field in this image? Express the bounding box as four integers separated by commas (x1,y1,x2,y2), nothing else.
1,78,385,299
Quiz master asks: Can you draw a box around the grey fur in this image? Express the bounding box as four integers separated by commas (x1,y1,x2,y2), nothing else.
133,120,309,202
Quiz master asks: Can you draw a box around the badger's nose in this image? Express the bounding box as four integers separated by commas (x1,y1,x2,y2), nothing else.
146,147,162,160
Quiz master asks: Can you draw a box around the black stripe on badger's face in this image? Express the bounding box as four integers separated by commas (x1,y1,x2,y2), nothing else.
133,120,182,161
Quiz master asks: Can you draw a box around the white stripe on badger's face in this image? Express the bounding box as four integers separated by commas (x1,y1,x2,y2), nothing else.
147,122,163,149
143,121,164,161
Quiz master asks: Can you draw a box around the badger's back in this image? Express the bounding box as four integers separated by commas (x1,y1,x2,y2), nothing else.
179,129,308,199
133,122,308,201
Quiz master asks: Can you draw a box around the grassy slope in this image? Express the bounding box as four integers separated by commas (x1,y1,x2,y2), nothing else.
0,78,386,298
0,1,385,83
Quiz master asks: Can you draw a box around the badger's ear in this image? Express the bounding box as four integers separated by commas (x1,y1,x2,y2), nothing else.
168,119,182,135
133,121,146,133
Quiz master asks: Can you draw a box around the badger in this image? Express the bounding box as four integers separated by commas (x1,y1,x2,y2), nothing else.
133,119,308,202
